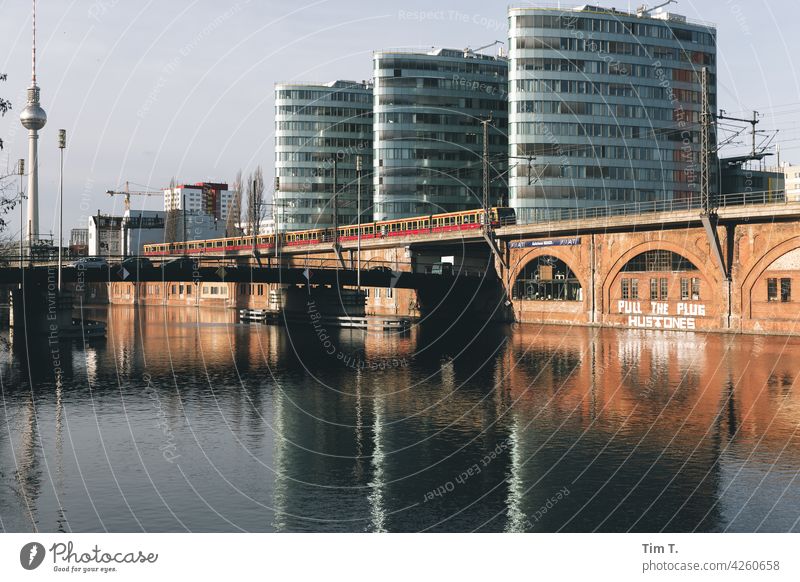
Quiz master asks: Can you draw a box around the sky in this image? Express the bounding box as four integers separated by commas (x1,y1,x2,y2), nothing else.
1,0,800,239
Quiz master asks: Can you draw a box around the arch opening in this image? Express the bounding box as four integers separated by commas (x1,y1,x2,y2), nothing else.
513,255,582,302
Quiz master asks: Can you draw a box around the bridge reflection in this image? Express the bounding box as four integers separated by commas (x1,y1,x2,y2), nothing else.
1,308,799,531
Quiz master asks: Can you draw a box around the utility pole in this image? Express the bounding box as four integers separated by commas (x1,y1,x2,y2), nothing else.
274,177,280,262
717,109,761,159
58,129,66,291
700,67,712,213
182,192,187,255
480,115,492,230
332,159,338,244
18,159,25,271
356,155,362,291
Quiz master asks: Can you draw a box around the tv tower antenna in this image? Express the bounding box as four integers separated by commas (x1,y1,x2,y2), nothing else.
20,0,47,247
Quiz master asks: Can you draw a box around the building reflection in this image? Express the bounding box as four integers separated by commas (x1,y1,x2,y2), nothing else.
2,306,800,532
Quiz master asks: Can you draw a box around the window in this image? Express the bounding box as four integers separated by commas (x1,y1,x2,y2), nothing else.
660,278,668,301
691,278,700,300
622,278,638,299
186,285,192,296
768,278,778,302
781,278,792,302
650,278,659,301
681,278,689,300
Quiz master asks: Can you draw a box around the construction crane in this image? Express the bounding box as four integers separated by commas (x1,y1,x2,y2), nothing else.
464,40,504,57
636,0,677,17
106,181,162,212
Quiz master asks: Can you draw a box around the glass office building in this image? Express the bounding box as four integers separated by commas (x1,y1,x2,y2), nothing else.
508,5,717,222
373,48,509,220
274,80,373,231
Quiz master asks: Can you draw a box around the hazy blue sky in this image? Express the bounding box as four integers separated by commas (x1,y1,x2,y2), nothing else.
1,0,800,237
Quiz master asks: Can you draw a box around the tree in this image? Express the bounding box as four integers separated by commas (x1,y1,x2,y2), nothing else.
1,72,18,234
246,166,265,237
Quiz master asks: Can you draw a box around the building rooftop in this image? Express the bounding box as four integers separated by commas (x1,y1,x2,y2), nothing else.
374,47,508,61
509,4,715,28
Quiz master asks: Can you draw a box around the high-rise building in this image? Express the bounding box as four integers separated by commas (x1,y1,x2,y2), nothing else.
274,80,373,231
372,48,509,220
508,5,717,222
163,182,233,222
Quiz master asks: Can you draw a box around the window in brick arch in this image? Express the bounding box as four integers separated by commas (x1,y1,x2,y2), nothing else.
691,277,701,300
622,278,630,299
622,249,698,272
767,278,778,302
781,278,792,302
660,277,668,300
681,278,689,300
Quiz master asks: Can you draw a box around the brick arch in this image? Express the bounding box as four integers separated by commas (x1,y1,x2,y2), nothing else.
740,236,800,320
601,240,720,314
508,247,587,297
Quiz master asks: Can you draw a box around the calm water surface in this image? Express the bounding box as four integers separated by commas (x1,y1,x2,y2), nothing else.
1,306,799,532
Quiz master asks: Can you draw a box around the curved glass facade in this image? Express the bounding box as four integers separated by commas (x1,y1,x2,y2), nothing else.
274,81,373,231
508,6,717,223
373,49,509,220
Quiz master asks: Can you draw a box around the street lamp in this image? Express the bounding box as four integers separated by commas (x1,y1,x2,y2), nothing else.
58,129,66,291
17,159,25,270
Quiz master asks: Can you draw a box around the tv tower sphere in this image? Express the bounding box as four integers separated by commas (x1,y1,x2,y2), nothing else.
20,86,47,130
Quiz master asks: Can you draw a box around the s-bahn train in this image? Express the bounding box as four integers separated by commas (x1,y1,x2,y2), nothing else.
142,207,516,256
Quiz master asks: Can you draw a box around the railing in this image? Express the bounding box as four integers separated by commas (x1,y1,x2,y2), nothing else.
511,190,790,226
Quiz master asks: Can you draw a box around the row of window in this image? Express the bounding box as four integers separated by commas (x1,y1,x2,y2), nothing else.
276,151,369,163
239,284,266,296
513,121,699,143
275,89,371,103
276,121,371,133
275,137,371,149
513,142,673,162
514,100,694,122
514,36,715,65
377,130,505,146
276,106,372,118
511,14,715,47
513,79,703,103
523,164,679,183
276,167,366,179
379,76,507,93
514,58,710,84
376,94,504,109
511,185,670,202
375,148,483,162
620,277,701,300
767,278,792,302
375,58,507,77
376,112,508,127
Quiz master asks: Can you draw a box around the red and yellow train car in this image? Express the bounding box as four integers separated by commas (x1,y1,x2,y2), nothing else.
143,207,515,257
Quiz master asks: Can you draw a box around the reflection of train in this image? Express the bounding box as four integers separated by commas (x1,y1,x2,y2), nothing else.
143,207,516,256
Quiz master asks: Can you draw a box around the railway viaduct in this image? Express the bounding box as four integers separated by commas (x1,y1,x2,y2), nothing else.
7,198,800,336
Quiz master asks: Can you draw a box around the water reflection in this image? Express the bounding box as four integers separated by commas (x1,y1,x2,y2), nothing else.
0,305,799,532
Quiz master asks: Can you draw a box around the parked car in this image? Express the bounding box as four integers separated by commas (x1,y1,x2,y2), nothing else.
161,256,198,275
73,256,108,269
431,262,453,275
120,256,153,271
